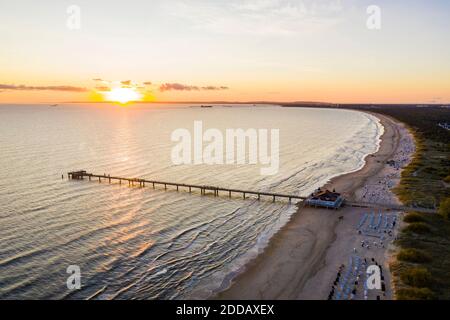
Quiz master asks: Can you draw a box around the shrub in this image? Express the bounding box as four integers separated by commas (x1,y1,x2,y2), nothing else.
404,213,425,223
439,197,450,220
397,287,435,300
404,222,431,234
400,268,432,287
397,248,432,263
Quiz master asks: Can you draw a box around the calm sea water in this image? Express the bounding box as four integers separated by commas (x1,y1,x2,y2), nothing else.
0,104,382,299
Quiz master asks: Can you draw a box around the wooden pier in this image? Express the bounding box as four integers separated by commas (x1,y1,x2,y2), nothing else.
67,170,438,213
67,170,307,203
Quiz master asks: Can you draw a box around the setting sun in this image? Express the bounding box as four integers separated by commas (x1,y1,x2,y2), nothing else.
106,88,142,104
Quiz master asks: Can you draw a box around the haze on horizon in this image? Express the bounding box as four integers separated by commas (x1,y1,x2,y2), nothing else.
0,0,449,104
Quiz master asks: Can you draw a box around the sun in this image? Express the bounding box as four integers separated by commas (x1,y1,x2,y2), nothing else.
106,88,142,104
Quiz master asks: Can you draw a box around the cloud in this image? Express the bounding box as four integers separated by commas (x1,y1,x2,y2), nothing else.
160,83,199,92
201,86,229,90
159,83,229,92
0,84,88,92
95,86,111,92
93,78,104,81
166,0,346,36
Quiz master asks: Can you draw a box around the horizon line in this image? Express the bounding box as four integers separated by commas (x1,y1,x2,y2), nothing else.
1,101,450,106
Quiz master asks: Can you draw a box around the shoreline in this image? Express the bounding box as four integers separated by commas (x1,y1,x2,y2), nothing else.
215,112,415,300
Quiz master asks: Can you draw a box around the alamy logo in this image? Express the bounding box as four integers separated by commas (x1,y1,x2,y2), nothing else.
171,121,280,175
66,5,81,30
366,5,381,30
66,265,81,290
366,265,382,290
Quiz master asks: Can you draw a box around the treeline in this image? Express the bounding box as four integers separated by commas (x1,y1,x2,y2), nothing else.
356,106,450,144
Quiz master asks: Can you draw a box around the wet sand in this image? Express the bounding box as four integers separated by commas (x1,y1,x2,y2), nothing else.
216,112,415,300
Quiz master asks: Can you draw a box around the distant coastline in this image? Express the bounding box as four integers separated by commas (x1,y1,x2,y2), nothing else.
4,101,448,107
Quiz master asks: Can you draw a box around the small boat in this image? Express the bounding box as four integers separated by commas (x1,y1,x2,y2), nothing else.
200,105,213,108
50,104,59,107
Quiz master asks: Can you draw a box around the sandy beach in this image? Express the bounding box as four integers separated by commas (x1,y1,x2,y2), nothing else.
216,112,416,300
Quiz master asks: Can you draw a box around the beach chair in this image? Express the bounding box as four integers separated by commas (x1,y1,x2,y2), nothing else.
376,212,382,231
358,213,368,229
369,212,375,229
384,215,390,230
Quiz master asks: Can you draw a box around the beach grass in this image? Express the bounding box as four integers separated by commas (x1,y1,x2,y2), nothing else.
392,212,450,299
394,135,450,208
397,247,432,263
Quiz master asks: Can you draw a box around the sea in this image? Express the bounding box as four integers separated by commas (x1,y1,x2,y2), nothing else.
0,104,383,299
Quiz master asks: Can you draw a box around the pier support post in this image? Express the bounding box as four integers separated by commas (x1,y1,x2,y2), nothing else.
153,182,155,189
177,186,179,191
164,184,167,190
273,196,275,203
189,187,192,193
229,191,231,198
99,177,101,183
243,193,246,200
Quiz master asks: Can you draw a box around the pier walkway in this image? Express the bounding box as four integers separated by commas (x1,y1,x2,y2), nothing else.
68,170,307,203
67,170,438,213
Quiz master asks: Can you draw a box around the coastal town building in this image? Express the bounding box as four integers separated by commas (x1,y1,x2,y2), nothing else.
306,189,344,209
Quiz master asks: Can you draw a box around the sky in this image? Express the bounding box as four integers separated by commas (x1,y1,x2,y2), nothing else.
0,0,449,104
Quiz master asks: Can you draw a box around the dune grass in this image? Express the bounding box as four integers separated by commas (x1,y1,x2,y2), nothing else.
400,267,432,288
396,287,435,300
397,248,432,263
403,222,431,234
403,213,425,223
391,212,450,299
393,134,449,209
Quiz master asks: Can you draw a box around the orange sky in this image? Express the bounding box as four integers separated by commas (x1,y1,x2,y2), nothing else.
1,1,449,104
